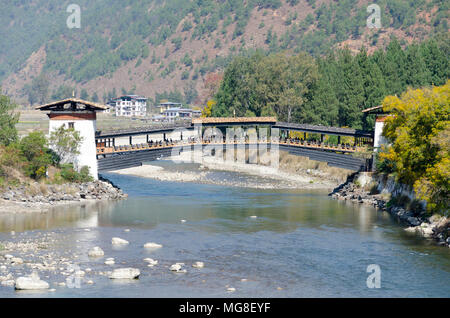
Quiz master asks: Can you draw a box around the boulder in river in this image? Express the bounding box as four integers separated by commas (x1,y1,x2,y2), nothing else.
144,242,163,249
109,268,140,279
88,246,104,257
15,272,49,290
192,261,204,268
170,263,186,273
112,237,129,246
144,258,158,266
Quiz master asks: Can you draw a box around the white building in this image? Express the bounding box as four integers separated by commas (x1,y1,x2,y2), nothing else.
362,105,389,151
108,95,147,117
36,98,107,180
162,107,202,122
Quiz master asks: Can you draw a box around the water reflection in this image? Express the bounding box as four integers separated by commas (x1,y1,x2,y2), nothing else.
0,174,390,236
0,201,116,233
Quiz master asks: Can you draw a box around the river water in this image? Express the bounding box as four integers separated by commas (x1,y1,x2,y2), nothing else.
0,162,449,298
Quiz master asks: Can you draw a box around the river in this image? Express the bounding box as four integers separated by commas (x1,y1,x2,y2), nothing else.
0,162,449,298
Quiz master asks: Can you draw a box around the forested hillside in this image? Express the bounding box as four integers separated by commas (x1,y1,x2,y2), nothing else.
208,36,449,129
1,0,448,107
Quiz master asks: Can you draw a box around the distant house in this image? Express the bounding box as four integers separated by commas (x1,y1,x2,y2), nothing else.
158,102,182,113
162,107,202,121
107,95,147,117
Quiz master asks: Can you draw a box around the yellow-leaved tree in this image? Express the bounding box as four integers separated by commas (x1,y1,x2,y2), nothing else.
202,100,215,117
379,80,449,215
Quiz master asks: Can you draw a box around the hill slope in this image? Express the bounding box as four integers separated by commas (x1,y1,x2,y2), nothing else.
1,0,448,106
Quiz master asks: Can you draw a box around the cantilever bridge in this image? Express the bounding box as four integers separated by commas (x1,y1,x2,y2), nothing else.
95,117,374,173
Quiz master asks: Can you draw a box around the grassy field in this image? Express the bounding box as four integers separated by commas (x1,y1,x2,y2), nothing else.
15,110,169,136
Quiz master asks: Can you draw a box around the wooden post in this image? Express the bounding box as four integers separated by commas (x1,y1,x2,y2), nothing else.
129,135,132,145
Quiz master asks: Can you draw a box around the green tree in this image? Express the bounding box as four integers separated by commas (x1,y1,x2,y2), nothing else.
18,131,52,179
80,89,89,100
0,92,19,146
48,125,83,165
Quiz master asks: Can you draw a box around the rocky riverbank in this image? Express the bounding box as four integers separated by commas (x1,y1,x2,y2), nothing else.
330,173,449,248
0,178,127,214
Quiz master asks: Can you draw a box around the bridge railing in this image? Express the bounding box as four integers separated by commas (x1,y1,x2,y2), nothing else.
96,137,364,156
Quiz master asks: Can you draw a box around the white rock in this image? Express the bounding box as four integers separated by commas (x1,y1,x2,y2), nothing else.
15,272,49,290
105,260,115,265
144,242,163,249
192,262,204,268
250,216,257,219
227,287,236,292
170,263,186,273
58,282,66,287
87,280,94,284
88,247,104,257
11,257,23,264
5,254,13,260
124,229,130,232
112,237,129,245
1,280,15,287
404,227,417,233
181,220,187,223
109,268,140,279
85,268,92,273
143,258,158,266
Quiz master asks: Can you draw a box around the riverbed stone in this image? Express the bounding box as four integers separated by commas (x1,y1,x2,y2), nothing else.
144,242,163,249
144,258,158,266
109,268,140,279
407,217,421,226
15,272,49,290
112,237,129,245
192,261,204,268
88,247,104,257
170,263,186,273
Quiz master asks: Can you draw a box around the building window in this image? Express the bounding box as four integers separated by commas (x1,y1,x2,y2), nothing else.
68,122,75,129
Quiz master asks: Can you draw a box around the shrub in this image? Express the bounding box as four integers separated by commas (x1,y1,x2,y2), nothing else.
60,164,93,183
60,163,79,182
79,166,93,182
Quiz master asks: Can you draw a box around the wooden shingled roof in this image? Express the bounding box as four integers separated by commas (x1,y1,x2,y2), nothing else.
361,105,383,113
35,98,108,111
192,117,277,124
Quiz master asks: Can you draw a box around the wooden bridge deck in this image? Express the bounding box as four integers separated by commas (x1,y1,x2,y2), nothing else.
96,140,361,156
96,140,369,173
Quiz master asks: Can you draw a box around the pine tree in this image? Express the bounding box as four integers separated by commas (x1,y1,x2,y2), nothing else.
404,43,431,88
